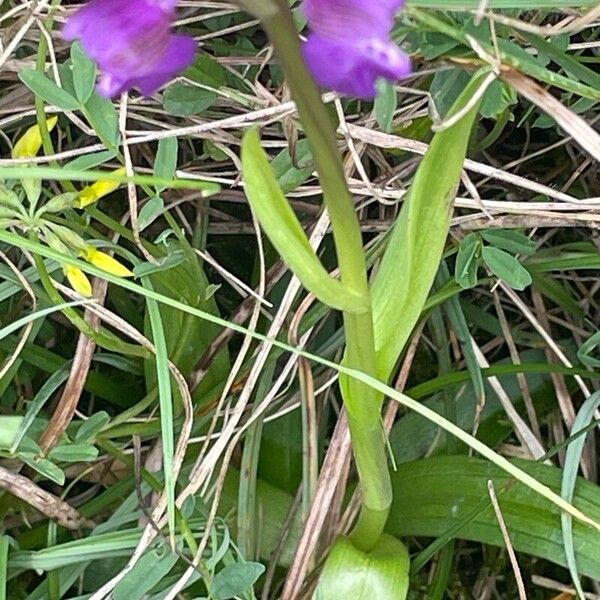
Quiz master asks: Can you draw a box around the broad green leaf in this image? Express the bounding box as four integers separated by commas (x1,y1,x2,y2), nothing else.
482,246,532,290
479,80,517,119
390,347,557,464
386,455,600,580
163,83,217,116
70,41,97,104
372,70,488,378
211,562,265,600
19,455,64,485
480,229,536,255
48,443,99,463
84,92,120,148
113,543,179,600
138,195,165,231
241,128,365,313
64,149,116,172
75,411,110,442
455,233,481,289
186,53,228,88
315,535,409,600
271,138,314,194
19,69,80,111
0,417,23,450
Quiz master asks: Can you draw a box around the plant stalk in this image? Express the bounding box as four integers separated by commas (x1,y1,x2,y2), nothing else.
259,1,392,550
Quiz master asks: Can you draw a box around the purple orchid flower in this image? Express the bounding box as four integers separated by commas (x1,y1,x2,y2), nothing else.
63,0,196,98
302,0,411,99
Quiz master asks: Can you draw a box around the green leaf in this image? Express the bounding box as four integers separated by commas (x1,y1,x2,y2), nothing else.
0,183,22,210
154,138,178,190
211,562,265,600
48,443,99,463
455,233,481,289
271,139,314,194
241,128,365,313
372,70,489,378
138,195,165,231
143,241,229,406
0,417,23,450
561,392,600,598
22,177,42,205
75,411,110,442
70,41,97,104
19,454,64,485
0,536,9,600
374,79,397,133
482,246,532,290
386,455,600,581
315,535,409,599
133,250,185,278
64,149,116,172
577,331,600,369
19,69,80,111
84,92,120,148
480,229,536,255
479,80,517,119
143,276,176,540
186,53,228,88
113,543,179,600
163,83,217,116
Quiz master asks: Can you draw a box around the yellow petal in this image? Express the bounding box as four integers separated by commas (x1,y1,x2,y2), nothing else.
64,265,93,297
11,117,58,159
76,168,126,208
83,248,133,277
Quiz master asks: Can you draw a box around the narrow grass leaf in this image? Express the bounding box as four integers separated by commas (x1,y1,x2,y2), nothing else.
0,536,9,600
143,278,176,544
0,300,92,342
10,365,70,453
560,392,600,599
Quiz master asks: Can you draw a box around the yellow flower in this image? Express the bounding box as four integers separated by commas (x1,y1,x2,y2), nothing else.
82,247,133,278
76,168,126,208
11,117,58,159
64,265,93,298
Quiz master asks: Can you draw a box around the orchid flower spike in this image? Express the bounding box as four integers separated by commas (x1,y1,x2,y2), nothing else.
302,0,411,99
63,0,196,98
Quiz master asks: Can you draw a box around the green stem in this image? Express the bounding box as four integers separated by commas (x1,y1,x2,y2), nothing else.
260,1,391,550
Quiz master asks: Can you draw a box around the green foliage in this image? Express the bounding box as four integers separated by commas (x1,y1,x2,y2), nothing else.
372,71,487,378
315,535,409,599
2,1,600,598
